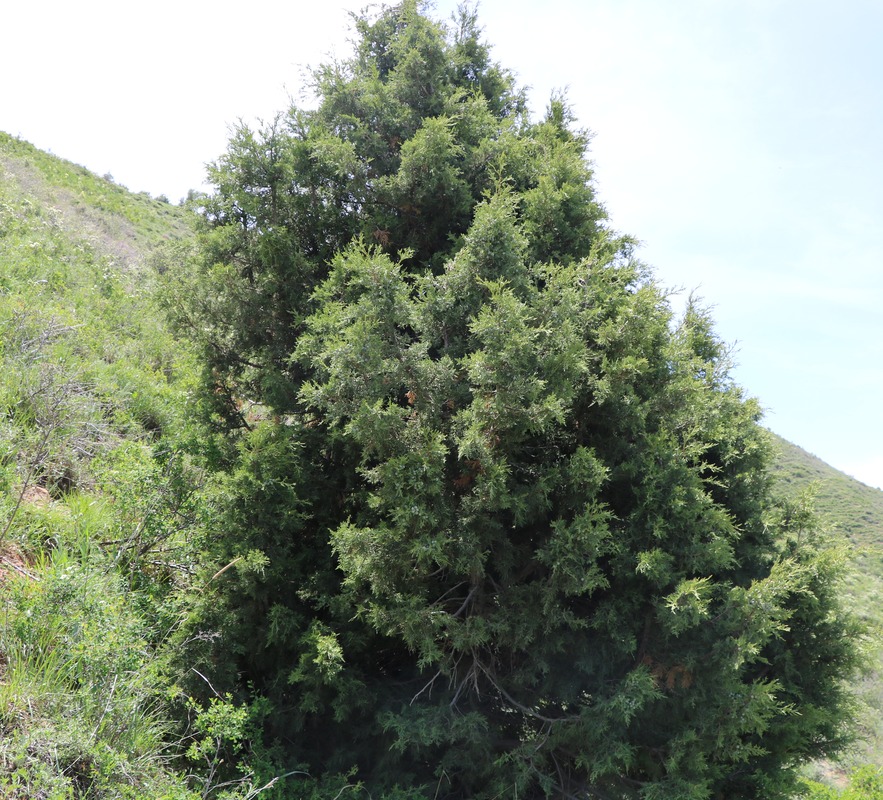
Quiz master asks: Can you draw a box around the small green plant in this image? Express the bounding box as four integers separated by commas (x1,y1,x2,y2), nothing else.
802,766,883,799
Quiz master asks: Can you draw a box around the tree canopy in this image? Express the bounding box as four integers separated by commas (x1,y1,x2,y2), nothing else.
165,3,862,798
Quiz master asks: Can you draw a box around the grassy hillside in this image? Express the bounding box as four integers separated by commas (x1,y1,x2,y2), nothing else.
769,432,883,631
1,133,881,797
0,134,202,799
768,436,883,769
0,131,190,256
770,433,883,547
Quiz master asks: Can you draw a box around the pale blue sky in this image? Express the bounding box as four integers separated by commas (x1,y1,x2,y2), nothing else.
2,0,881,489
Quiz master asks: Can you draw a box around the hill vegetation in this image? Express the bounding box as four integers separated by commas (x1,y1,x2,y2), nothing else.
0,130,201,799
1,5,882,799
770,435,883,633
771,434,883,549
768,433,883,772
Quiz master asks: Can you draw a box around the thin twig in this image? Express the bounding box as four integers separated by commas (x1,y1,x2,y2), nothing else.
451,584,478,619
410,670,442,705
205,557,243,586
244,771,312,798
190,667,224,700
89,674,118,742
0,555,38,581
475,660,580,725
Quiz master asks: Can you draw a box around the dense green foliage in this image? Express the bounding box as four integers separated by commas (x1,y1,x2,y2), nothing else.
163,3,866,798
1,541,196,800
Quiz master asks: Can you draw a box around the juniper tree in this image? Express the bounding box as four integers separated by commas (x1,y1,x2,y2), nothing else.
166,3,862,798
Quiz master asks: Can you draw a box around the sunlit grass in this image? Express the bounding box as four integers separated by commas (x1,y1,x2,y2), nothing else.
1,130,200,799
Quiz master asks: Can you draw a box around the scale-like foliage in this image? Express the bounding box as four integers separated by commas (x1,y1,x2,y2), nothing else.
167,3,862,797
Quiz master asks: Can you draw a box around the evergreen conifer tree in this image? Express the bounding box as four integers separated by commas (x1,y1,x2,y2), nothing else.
165,3,862,797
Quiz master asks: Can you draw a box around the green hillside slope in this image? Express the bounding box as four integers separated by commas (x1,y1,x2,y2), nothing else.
0,131,190,258
0,134,201,799
771,433,883,548
769,433,883,631
769,436,883,768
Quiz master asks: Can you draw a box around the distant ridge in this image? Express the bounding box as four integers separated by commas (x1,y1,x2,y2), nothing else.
0,131,190,267
769,431,883,548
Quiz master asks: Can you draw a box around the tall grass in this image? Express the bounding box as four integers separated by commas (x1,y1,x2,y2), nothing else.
0,541,196,799
0,134,201,798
